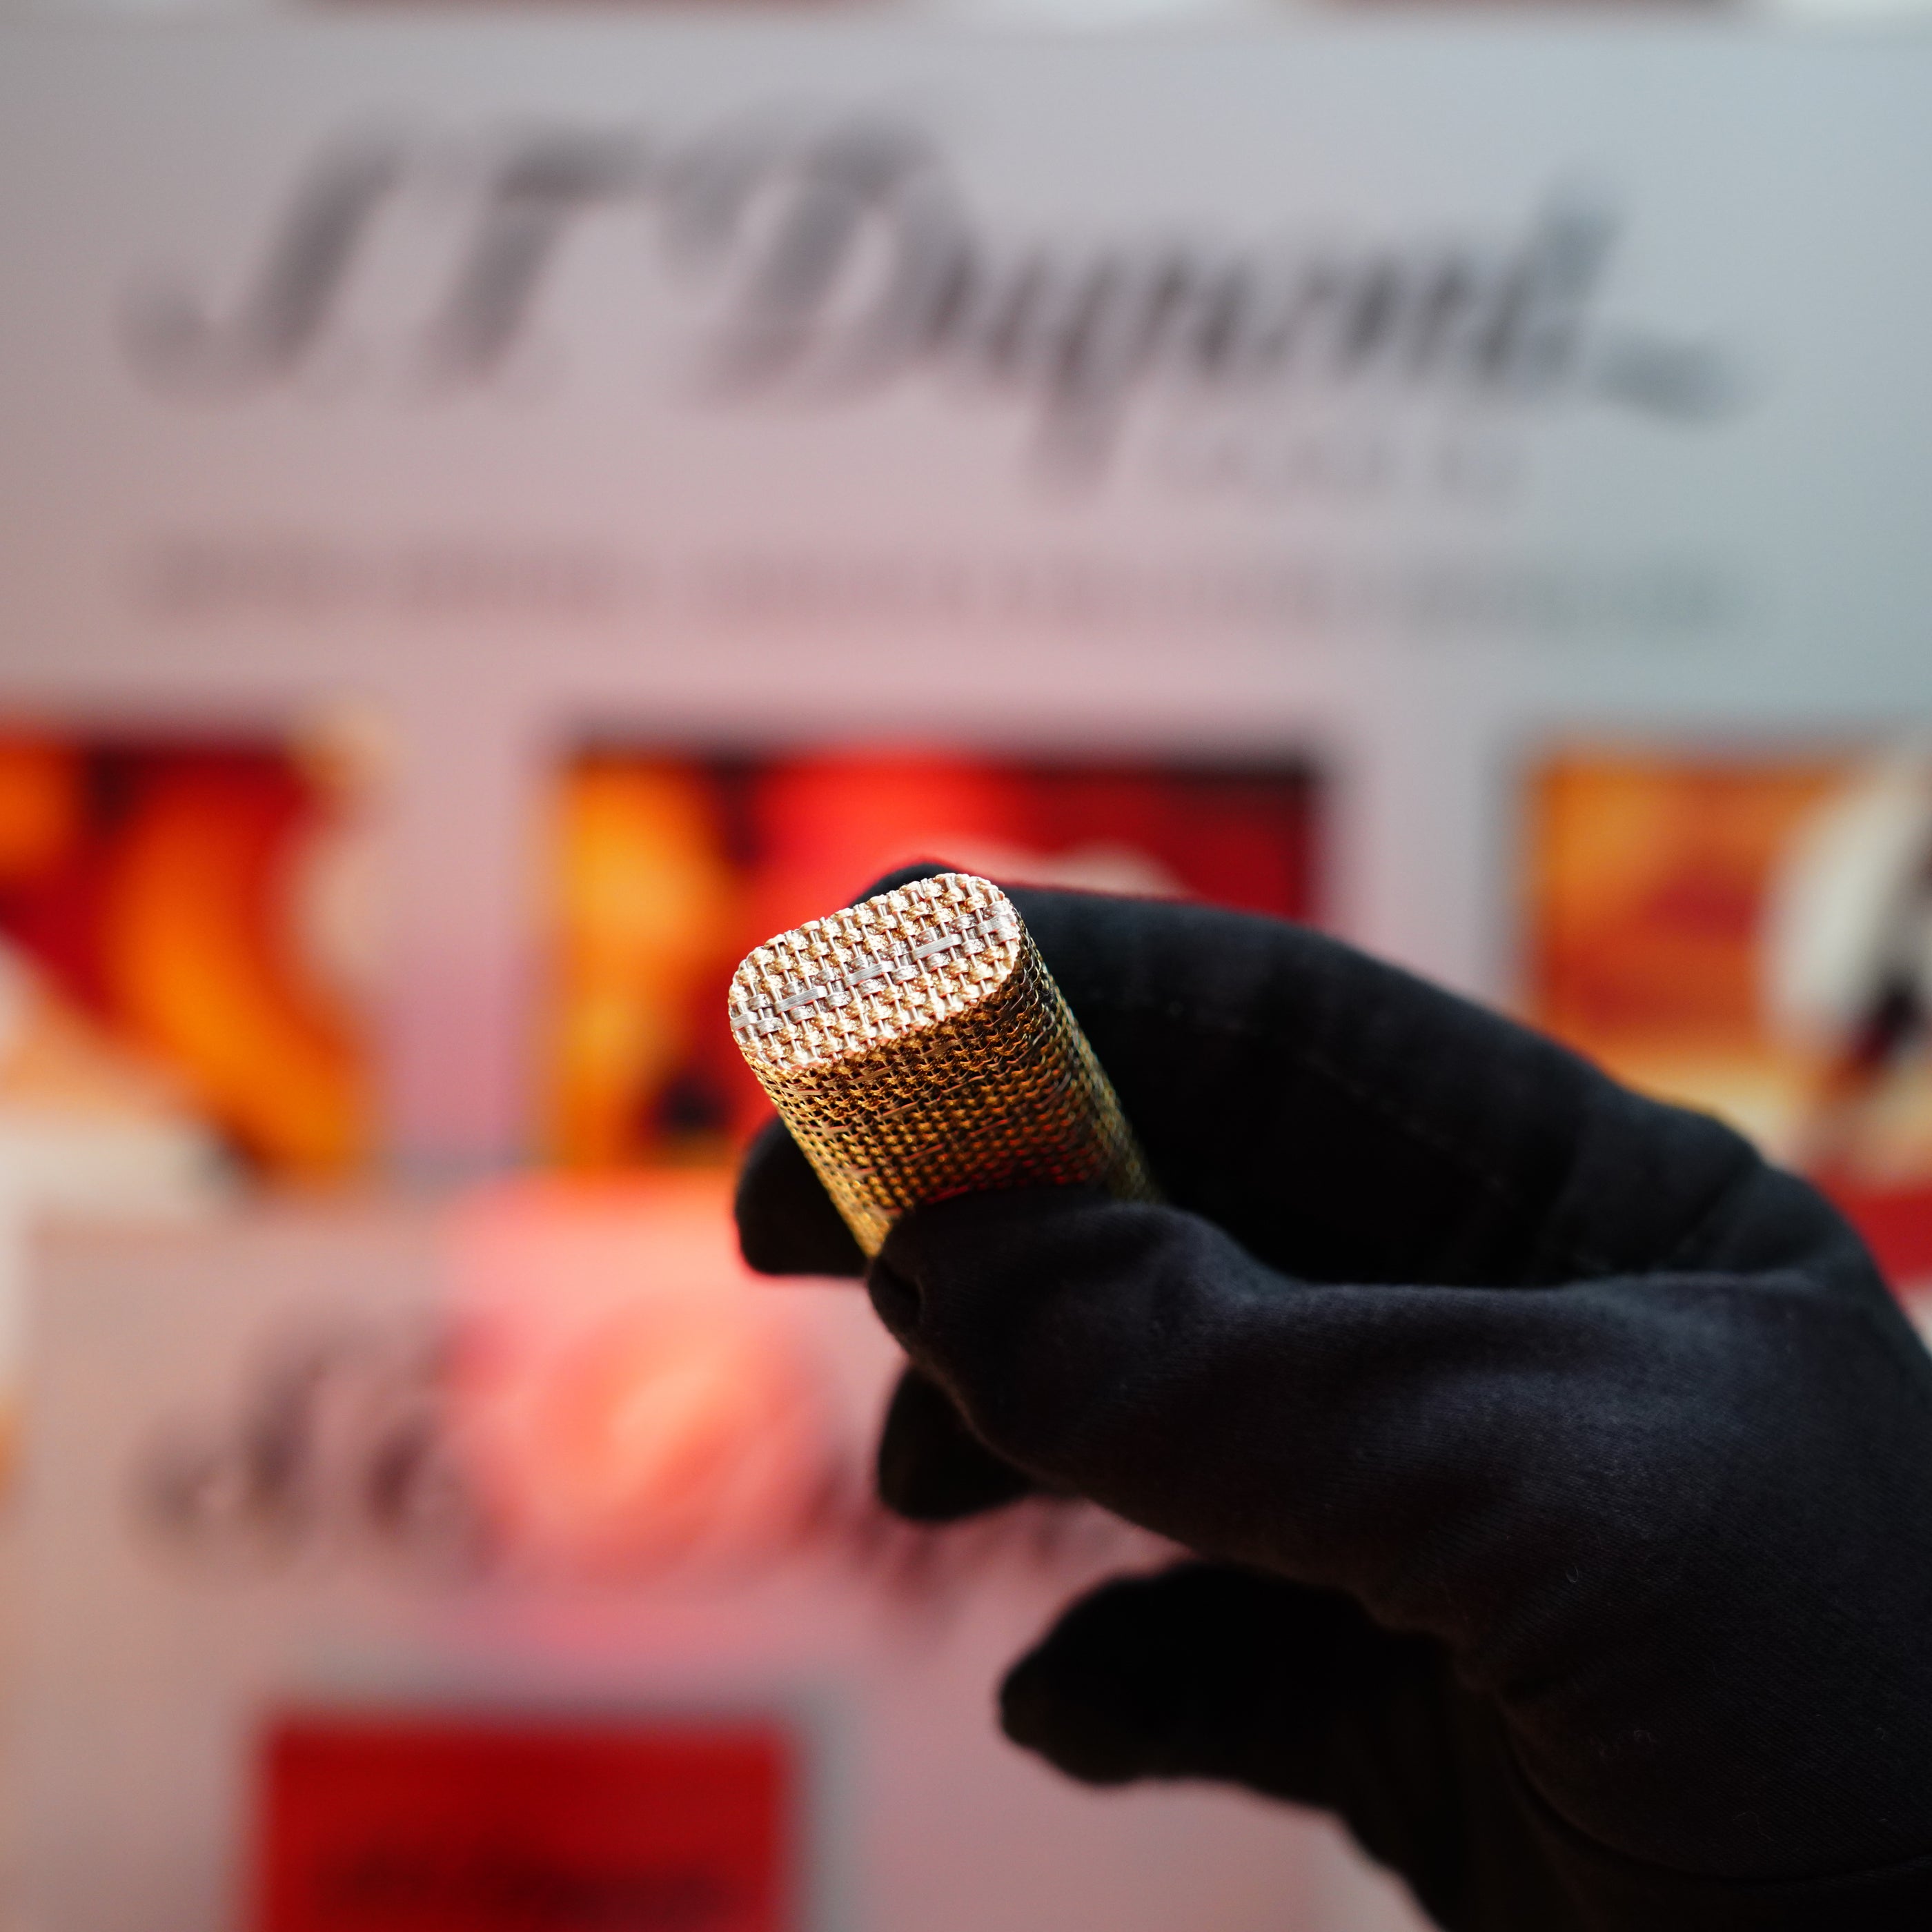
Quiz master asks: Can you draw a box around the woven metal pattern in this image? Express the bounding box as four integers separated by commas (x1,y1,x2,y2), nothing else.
729,872,1158,1256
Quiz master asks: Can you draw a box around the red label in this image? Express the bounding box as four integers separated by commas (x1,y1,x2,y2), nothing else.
254,1717,791,1932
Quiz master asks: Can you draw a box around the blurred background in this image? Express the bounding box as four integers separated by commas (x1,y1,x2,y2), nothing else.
3,3,1931,1928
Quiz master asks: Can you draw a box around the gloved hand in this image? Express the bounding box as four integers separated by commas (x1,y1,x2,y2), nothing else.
734,874,1932,1932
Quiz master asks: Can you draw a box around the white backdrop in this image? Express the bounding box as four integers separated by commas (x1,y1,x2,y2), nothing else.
7,18,1931,1932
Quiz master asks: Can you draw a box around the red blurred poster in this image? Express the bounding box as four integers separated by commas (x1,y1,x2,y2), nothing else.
255,1717,791,1932
1528,748,1932,1292
547,747,1319,1166
0,729,373,1176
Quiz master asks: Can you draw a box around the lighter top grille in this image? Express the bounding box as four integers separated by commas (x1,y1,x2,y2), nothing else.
729,872,1025,1075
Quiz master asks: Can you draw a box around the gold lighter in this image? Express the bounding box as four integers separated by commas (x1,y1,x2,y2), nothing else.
729,871,1159,1256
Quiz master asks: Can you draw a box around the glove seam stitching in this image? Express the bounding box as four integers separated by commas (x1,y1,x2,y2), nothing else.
1652,1157,1766,1271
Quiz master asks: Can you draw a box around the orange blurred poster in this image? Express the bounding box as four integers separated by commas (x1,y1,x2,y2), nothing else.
1528,748,1932,1290
255,1717,791,1932
548,747,1318,1167
0,729,373,1177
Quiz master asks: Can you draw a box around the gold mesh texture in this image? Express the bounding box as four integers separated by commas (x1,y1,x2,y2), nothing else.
729,872,1158,1256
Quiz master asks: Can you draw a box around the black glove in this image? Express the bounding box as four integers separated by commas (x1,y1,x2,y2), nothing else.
735,873,1932,1931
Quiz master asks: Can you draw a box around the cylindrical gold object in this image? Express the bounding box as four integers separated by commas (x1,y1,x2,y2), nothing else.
729,871,1158,1256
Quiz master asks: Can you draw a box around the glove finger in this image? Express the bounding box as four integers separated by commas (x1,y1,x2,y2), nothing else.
1007,1564,1546,1932
873,1186,1702,1621
999,1561,1422,1800
733,1116,865,1278
876,1365,1036,1521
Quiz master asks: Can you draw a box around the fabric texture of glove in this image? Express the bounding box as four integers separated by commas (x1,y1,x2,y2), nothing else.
733,869,1932,1931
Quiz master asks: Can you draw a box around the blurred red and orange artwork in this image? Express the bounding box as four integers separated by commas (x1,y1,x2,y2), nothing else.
1528,747,1932,1294
0,730,373,1177
546,746,1319,1168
